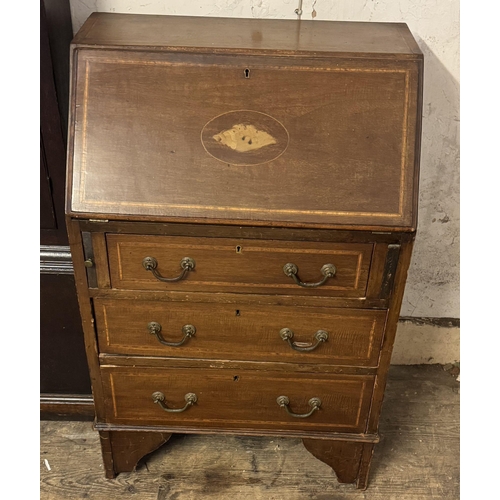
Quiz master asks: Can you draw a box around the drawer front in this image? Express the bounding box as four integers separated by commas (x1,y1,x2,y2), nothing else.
106,234,372,297
95,299,386,367
71,50,419,229
102,366,374,433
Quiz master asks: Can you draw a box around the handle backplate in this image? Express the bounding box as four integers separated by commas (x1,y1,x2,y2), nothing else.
276,395,322,418
142,256,195,282
152,391,197,413
148,322,196,347
283,263,336,288
279,328,328,352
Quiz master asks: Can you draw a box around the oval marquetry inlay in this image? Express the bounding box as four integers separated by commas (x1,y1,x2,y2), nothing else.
201,110,289,166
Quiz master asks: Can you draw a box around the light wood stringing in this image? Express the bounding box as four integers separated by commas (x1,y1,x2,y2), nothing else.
94,298,387,367
106,234,372,297
102,366,375,433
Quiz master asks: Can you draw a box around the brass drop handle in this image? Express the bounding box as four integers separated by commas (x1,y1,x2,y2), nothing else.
280,328,328,352
276,396,322,418
148,322,196,347
283,263,336,288
142,256,195,282
152,391,197,413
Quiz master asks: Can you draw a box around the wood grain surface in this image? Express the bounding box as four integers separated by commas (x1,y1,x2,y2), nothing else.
94,298,387,366
302,439,371,486
67,17,422,229
72,13,423,57
106,234,372,297
100,431,172,479
64,13,424,489
101,366,374,433
40,366,459,499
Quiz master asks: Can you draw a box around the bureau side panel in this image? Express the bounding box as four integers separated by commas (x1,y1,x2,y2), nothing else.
66,217,103,418
367,238,415,432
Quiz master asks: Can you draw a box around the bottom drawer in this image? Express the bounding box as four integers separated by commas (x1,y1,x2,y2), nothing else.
102,366,375,433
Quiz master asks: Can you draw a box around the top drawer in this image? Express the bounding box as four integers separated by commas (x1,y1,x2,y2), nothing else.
106,234,372,297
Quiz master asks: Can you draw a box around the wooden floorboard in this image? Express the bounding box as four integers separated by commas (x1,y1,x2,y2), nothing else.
40,365,459,499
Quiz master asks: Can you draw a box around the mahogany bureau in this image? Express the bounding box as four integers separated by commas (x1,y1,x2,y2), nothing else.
66,13,422,490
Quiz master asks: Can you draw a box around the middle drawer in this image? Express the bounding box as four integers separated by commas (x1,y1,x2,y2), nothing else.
94,298,387,367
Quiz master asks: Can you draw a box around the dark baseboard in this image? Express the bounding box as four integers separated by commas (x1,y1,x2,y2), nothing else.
40,245,74,274
40,394,94,421
399,316,460,328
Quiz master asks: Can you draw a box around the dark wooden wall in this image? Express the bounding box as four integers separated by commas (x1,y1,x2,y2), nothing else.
40,0,93,419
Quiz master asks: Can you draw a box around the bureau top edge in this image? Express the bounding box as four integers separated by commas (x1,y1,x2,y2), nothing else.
72,13,423,59
67,214,417,236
